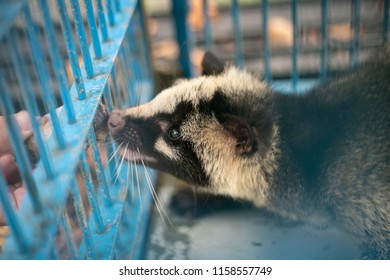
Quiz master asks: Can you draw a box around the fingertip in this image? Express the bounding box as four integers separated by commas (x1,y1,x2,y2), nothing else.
15,111,33,138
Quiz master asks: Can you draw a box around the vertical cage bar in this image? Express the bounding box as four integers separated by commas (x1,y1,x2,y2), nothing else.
350,0,360,68
70,0,94,78
106,141,118,182
68,178,96,259
291,0,299,91
87,128,112,207
24,5,66,150
114,0,121,12
262,0,271,82
8,32,55,179
38,0,76,124
138,0,155,85
119,62,133,108
49,246,59,259
119,41,136,107
107,0,115,26
60,212,78,259
383,0,389,42
202,0,213,50
110,64,120,97
103,85,115,112
95,0,109,41
79,150,106,233
320,0,328,80
232,0,244,68
83,0,103,59
57,0,87,100
0,171,29,253
103,86,119,182
0,76,43,213
172,0,193,77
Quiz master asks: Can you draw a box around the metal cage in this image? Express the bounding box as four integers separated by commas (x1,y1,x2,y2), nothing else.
172,0,389,91
0,0,389,260
0,0,155,259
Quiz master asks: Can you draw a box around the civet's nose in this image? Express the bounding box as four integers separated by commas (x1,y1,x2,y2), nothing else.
108,110,125,134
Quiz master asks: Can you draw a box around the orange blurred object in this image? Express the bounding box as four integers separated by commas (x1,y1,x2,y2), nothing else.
268,16,293,47
188,0,219,30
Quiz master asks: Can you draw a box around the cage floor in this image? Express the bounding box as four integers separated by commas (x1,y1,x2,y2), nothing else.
144,180,361,260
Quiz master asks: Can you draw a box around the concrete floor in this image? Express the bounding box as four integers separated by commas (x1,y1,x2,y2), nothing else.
144,183,361,260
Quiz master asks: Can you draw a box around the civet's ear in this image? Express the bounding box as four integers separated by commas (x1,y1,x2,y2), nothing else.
220,113,254,155
201,51,225,76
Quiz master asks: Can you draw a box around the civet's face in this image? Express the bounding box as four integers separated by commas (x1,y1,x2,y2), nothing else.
107,57,278,204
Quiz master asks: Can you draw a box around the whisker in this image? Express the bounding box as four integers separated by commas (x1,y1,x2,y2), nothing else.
138,148,173,227
108,142,122,163
113,143,127,184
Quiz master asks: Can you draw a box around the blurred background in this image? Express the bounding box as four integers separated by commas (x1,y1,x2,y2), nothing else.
0,0,388,259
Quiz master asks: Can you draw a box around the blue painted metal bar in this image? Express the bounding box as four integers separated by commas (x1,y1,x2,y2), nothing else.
95,0,109,41
202,0,213,50
104,85,115,113
8,31,55,179
384,0,389,42
350,0,361,68
172,0,193,78
320,0,328,80
232,0,244,68
24,5,66,150
57,0,87,100
119,41,136,107
79,150,106,233
291,0,299,91
116,167,156,259
106,141,118,183
262,0,271,82
0,0,26,40
87,128,112,207
38,0,76,124
107,0,116,26
60,212,78,259
122,61,134,107
68,178,96,259
0,75,43,214
0,171,29,253
114,0,121,12
70,0,94,78
83,0,103,59
79,164,131,259
110,64,120,96
138,0,155,89
102,86,119,182
126,9,144,80
2,0,151,260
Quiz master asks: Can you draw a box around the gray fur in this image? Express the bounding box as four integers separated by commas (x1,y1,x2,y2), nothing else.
106,48,390,259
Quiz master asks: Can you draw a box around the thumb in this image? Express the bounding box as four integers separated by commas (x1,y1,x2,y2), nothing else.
0,111,33,155
15,111,33,140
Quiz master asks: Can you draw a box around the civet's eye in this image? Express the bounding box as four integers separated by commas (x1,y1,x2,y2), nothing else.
168,127,181,141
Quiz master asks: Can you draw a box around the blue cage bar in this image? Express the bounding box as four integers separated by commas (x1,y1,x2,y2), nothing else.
172,0,389,92
0,0,155,259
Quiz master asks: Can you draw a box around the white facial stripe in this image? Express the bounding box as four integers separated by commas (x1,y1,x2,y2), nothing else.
122,67,267,120
154,137,179,160
123,76,216,118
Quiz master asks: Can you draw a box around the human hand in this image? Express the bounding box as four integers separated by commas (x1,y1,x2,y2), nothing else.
0,111,32,225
